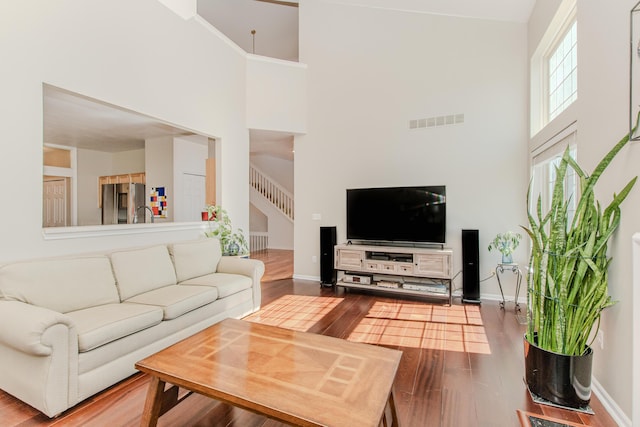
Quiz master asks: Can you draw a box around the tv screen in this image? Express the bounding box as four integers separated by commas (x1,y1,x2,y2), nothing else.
346,186,446,244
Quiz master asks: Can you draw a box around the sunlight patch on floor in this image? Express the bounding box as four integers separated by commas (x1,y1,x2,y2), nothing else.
348,301,491,354
244,294,343,331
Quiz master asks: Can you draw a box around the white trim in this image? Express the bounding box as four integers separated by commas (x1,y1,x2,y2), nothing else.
247,53,307,69
531,120,577,159
632,232,640,426
591,376,631,427
43,143,78,226
530,0,577,137
292,274,321,282
43,166,72,177
43,221,207,240
480,293,527,305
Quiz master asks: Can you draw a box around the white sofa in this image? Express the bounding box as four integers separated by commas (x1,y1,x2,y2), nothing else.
0,238,264,418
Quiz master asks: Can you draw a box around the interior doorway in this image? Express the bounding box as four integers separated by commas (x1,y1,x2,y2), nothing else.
43,178,71,227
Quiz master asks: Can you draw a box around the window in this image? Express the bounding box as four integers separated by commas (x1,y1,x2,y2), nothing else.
547,20,577,121
530,127,578,227
530,0,577,135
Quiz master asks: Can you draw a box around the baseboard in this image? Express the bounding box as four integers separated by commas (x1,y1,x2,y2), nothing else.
480,292,527,305
292,274,320,282
590,376,631,427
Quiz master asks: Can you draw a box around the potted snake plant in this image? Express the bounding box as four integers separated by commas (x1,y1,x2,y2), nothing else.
521,131,636,409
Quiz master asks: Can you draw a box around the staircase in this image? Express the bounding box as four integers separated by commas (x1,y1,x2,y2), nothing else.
249,164,294,252
250,165,294,221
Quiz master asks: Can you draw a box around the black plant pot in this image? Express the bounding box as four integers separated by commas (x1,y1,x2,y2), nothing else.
524,334,593,409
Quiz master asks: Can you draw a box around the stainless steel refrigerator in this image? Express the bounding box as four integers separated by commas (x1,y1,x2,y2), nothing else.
102,183,147,224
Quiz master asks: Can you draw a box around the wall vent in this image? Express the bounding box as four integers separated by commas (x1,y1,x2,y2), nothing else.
409,113,464,130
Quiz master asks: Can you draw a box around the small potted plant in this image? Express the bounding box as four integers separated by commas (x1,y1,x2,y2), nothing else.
488,231,522,264
204,205,249,256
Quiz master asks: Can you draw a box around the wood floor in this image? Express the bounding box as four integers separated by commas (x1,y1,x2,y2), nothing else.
0,250,618,427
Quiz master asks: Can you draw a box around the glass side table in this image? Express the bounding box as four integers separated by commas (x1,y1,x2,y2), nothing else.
496,263,522,311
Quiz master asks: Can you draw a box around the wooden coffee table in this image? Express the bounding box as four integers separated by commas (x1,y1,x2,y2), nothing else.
135,318,402,426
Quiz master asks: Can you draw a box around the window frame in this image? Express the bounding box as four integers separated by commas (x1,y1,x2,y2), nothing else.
529,123,578,230
530,0,577,138
544,16,578,123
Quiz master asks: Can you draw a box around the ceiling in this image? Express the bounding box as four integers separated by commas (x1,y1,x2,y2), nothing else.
44,0,535,160
44,86,195,153
198,0,536,62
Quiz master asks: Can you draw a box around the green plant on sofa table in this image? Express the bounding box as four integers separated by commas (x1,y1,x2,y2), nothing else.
204,204,249,256
487,231,522,264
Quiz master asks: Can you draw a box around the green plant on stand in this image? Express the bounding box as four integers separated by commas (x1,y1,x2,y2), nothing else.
488,231,522,264
204,205,249,256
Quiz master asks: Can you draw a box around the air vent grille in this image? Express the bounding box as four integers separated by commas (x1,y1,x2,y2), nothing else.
409,113,464,130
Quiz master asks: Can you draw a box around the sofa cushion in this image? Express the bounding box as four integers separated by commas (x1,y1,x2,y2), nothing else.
169,238,222,282
65,303,163,352
0,256,119,313
110,245,177,300
125,284,219,320
179,273,252,299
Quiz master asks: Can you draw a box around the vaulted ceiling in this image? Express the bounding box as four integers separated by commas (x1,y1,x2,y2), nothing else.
44,0,535,160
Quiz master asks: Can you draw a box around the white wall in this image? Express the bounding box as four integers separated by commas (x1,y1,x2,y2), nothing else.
250,203,268,232
0,0,249,261
173,135,208,222
295,2,529,294
76,148,145,225
246,54,307,134
112,149,146,175
77,149,112,226
145,137,175,223
250,153,294,193
250,186,294,250
528,1,639,423
576,1,639,423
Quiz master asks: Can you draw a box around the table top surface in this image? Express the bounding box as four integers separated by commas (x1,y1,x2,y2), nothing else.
135,318,402,427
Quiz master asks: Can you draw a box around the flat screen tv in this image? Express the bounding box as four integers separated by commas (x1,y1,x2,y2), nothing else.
346,186,446,244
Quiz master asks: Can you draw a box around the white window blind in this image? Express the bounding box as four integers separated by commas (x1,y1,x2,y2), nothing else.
530,126,578,226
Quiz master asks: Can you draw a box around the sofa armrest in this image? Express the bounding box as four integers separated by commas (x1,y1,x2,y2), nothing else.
216,257,265,310
0,301,75,356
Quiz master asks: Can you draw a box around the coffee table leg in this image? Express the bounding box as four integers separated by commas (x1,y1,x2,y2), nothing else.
380,390,399,427
388,389,399,427
140,376,165,427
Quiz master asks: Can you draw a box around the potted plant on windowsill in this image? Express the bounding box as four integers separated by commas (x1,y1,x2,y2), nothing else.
204,204,249,256
521,132,636,409
488,231,522,264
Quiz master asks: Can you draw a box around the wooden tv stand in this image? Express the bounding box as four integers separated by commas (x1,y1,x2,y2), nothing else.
334,243,453,304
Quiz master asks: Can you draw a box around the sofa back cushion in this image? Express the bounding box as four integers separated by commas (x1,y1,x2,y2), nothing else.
110,245,177,300
169,238,222,282
0,256,120,313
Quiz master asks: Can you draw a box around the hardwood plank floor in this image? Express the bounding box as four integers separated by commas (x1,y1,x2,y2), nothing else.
0,250,618,426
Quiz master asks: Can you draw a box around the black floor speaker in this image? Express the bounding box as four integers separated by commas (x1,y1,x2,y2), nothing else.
320,226,337,286
462,229,481,303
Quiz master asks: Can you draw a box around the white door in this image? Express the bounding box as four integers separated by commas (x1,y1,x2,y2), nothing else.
182,173,206,221
43,179,69,227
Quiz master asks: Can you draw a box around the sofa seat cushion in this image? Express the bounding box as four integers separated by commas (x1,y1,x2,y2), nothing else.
169,238,222,282
179,273,252,299
125,285,219,320
110,245,177,300
0,256,119,314
66,303,164,352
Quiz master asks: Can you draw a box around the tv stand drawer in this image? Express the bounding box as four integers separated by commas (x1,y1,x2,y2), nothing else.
335,249,364,270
